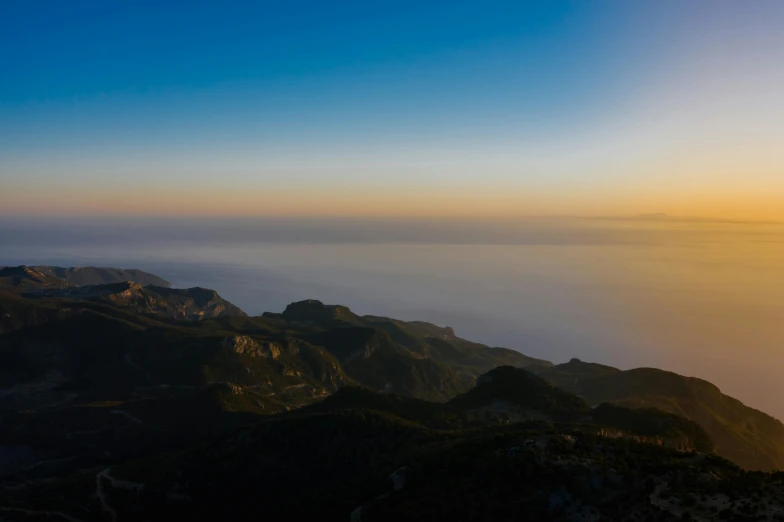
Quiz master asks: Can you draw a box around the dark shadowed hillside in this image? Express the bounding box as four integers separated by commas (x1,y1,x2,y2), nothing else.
1,374,776,522
1,275,784,521
536,359,784,471
449,365,591,420
0,291,565,488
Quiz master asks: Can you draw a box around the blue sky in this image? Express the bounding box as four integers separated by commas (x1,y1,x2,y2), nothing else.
1,2,645,147
1,1,783,218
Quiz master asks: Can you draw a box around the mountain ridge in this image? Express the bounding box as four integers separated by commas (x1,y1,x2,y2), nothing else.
3,266,784,519
535,359,784,471
1,263,782,496
34,265,171,287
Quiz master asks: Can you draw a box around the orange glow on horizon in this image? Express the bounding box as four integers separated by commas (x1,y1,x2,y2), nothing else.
2,183,783,222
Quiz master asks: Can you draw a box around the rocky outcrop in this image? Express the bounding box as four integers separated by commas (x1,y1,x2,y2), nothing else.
222,336,281,360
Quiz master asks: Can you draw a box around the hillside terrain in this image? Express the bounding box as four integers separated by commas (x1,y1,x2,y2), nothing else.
0,266,73,290
0,266,242,321
2,376,783,521
1,265,784,520
34,266,171,287
535,359,784,471
0,265,170,289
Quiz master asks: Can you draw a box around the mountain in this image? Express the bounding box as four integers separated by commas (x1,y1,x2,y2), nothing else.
36,281,246,320
449,365,592,421
0,284,780,471
1,380,777,522
34,265,171,287
0,265,73,290
0,292,557,486
3,273,784,520
270,299,551,376
447,366,711,451
0,264,245,321
299,385,470,429
261,299,554,401
535,358,784,471
0,264,170,290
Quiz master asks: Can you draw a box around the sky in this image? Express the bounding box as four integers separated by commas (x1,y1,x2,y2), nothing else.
2,2,784,419
1,0,784,219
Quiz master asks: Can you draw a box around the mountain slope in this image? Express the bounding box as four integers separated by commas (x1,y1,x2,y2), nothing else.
3,281,784,520
30,281,247,320
536,359,784,470
0,265,73,290
362,314,552,372
34,265,171,287
0,294,505,483
2,265,228,321
269,299,552,392
1,382,772,522
449,365,591,420
307,326,469,401
446,365,712,452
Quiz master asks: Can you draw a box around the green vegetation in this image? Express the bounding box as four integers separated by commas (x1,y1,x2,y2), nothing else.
3,266,784,520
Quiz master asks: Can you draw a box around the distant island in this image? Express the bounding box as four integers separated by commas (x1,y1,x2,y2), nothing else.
592,213,783,225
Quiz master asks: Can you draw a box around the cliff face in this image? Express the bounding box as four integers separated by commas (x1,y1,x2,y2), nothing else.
222,335,282,359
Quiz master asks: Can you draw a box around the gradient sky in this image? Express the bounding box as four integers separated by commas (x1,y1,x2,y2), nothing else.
1,0,783,218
